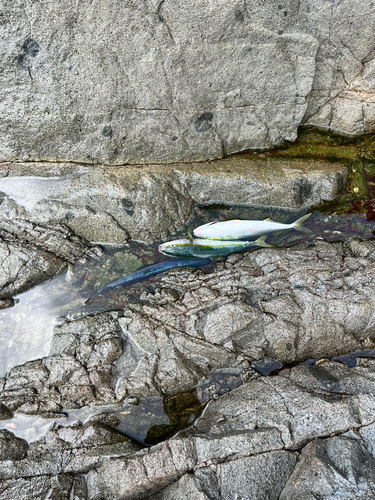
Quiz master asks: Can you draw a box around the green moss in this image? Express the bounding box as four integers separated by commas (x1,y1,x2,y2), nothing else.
347,160,369,198
240,127,375,162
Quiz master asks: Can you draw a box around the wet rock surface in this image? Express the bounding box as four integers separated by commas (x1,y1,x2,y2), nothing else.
0,158,347,301
112,238,375,398
0,157,349,321
2,238,375,406
0,429,28,461
0,420,141,500
0,237,375,497
279,434,375,499
0,238,66,300
0,186,89,299
0,312,123,414
0,155,374,497
0,159,347,244
87,360,375,499
1,1,374,163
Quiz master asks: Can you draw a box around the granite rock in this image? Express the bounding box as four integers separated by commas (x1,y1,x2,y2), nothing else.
113,238,375,398
88,360,375,499
0,312,123,413
0,159,347,245
2,238,375,407
0,474,87,500
2,359,375,499
0,421,141,481
279,434,375,499
1,1,374,163
0,429,28,461
0,419,141,500
0,238,66,300
0,1,318,164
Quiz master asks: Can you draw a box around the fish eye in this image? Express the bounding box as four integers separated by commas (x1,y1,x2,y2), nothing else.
171,244,175,247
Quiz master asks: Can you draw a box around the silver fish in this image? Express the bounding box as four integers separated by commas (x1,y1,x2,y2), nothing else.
193,213,312,240
159,235,273,259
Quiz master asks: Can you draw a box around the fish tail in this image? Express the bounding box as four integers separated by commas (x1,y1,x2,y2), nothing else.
292,213,312,233
254,235,276,248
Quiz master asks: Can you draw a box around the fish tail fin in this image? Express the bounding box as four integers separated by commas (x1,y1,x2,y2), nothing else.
292,213,312,233
254,235,276,248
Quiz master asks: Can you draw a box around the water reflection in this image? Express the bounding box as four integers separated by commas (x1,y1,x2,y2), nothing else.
0,391,203,446
0,174,79,212
2,347,375,446
0,242,167,377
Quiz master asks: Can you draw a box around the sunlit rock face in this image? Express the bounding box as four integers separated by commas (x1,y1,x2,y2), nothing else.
1,0,374,164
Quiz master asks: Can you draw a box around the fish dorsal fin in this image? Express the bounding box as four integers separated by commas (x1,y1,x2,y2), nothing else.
264,217,276,223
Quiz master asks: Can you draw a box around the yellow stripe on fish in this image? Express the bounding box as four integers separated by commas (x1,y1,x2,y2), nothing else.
159,235,273,259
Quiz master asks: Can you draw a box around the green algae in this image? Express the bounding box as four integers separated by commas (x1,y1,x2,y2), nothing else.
238,127,375,219
240,127,375,162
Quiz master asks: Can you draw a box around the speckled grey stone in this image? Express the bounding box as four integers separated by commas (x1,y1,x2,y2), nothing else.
1,1,374,164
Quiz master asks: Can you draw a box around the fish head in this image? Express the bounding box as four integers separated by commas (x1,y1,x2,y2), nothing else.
193,221,225,239
159,239,190,256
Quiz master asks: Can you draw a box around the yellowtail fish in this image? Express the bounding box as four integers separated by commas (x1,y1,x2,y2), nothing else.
193,213,312,240
159,235,273,258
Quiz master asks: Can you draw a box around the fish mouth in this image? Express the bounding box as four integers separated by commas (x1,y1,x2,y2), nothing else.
158,244,172,255
159,249,173,256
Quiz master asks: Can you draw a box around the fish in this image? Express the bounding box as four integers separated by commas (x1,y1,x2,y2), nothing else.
193,213,312,240
84,257,212,303
158,235,274,259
